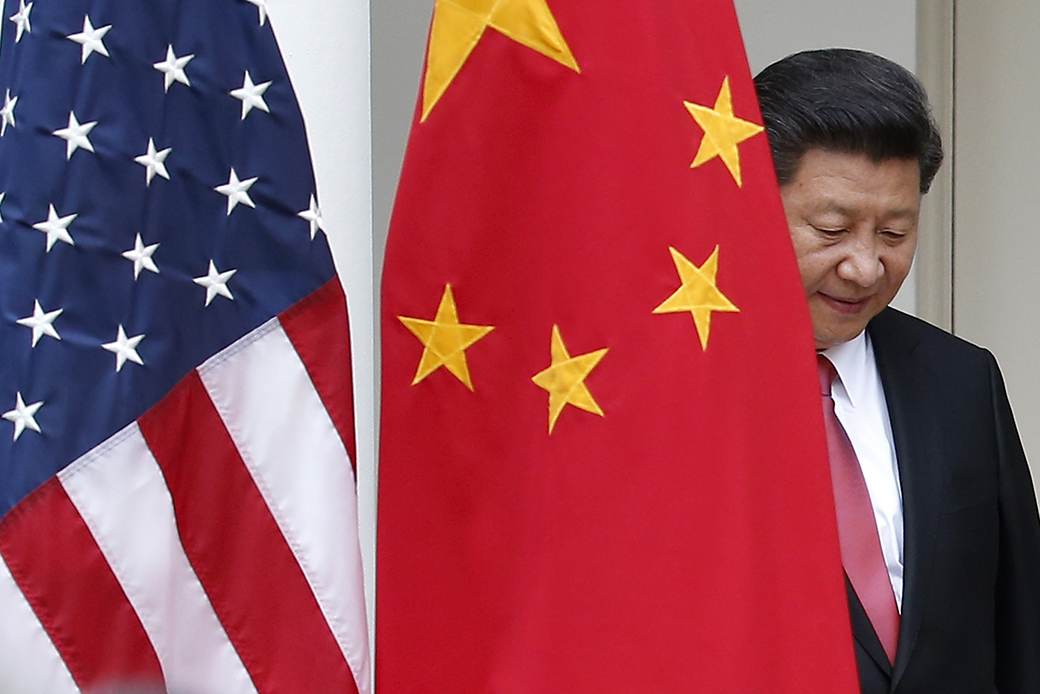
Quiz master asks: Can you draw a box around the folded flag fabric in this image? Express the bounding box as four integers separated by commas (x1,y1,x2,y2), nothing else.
0,1,369,691
379,0,860,691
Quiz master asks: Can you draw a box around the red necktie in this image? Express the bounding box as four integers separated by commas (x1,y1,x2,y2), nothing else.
818,355,900,665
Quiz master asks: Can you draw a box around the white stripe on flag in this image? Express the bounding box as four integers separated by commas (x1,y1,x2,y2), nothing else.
58,424,258,694
199,317,370,692
0,555,79,694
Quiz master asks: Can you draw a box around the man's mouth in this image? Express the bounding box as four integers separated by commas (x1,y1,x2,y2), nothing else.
819,293,871,314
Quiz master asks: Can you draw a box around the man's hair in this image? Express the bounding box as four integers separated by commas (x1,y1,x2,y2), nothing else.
754,48,943,194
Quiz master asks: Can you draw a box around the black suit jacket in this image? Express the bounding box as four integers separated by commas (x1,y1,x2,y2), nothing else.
848,308,1040,693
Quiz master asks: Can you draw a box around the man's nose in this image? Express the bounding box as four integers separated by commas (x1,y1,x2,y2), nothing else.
836,237,883,287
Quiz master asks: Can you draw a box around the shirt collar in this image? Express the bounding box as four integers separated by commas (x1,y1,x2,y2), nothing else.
820,330,874,410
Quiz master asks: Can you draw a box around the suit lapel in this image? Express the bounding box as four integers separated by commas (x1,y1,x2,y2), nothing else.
868,310,946,691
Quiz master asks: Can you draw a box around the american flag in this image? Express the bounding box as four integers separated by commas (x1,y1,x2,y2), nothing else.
0,0,369,692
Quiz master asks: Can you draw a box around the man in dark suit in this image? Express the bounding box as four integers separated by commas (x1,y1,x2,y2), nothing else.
755,49,1040,693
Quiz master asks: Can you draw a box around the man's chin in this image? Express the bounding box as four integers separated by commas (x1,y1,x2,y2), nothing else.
809,302,882,350
812,321,870,351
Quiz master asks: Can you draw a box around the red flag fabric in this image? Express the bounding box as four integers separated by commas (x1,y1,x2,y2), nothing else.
378,1,860,691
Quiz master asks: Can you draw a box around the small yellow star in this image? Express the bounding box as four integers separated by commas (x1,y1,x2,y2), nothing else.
399,285,494,390
653,246,739,350
532,325,607,434
421,0,580,121
684,76,764,187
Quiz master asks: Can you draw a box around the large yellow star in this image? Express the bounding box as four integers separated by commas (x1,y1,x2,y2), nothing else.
399,285,494,390
653,246,739,350
421,0,580,121
684,76,764,187
531,325,607,434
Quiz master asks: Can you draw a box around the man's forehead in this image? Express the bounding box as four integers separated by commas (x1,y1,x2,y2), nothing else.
792,147,920,174
807,197,919,219
782,149,923,219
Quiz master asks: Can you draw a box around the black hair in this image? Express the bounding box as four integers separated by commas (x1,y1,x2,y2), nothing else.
754,48,943,194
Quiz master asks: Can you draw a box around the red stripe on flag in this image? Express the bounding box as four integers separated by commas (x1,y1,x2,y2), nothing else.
281,277,358,467
0,478,165,690
138,370,356,694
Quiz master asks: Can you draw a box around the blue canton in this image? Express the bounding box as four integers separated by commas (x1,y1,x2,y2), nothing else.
0,0,336,516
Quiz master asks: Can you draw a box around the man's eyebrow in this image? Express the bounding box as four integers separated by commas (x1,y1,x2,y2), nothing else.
885,207,919,220
811,201,918,221
808,201,856,217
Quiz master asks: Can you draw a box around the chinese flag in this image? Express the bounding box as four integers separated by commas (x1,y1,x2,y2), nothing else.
378,1,860,692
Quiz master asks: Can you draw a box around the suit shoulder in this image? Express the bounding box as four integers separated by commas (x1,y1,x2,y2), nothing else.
869,307,996,369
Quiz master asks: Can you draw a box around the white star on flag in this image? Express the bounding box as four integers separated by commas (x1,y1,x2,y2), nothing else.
102,325,145,372
154,45,194,92
1,90,16,136
298,194,325,239
53,111,98,160
67,15,112,64
32,204,77,251
122,234,160,279
2,392,43,441
134,138,172,186
16,300,63,347
194,260,237,306
245,0,269,26
8,0,31,43
215,168,258,214
0,192,5,224
230,71,272,120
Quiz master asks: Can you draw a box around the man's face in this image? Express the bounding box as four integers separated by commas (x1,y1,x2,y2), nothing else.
780,148,921,350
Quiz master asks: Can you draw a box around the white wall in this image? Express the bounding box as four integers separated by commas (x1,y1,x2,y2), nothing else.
952,2,1040,495
733,0,916,74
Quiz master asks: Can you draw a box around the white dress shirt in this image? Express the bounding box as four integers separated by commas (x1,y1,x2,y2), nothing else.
822,332,905,610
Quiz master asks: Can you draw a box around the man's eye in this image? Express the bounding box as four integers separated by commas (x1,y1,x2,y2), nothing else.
812,226,845,236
